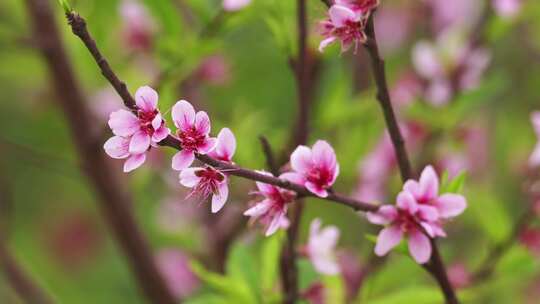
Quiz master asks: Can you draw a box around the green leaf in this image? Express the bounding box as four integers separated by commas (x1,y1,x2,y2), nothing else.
57,0,71,13
442,171,467,194
322,274,346,304
260,233,283,292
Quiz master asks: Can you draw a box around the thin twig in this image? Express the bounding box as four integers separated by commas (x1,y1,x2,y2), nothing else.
25,2,177,303
0,243,53,304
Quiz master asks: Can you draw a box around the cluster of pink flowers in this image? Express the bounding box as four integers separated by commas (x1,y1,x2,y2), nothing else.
104,86,342,236
367,166,467,264
104,86,170,172
318,0,379,53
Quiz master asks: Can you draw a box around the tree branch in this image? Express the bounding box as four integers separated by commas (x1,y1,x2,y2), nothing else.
24,1,176,303
363,16,459,304
259,136,279,176
0,243,53,304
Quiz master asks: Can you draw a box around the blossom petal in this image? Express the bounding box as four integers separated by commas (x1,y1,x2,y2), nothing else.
152,126,170,142
151,112,162,130
418,165,439,200
436,194,467,218
532,111,540,136
172,100,196,130
366,205,398,225
396,191,418,214
211,182,229,213
265,211,287,236
530,143,540,167
108,109,139,136
104,136,130,159
417,205,439,222
311,254,340,275
129,130,151,154
243,200,272,217
194,111,211,135
290,145,313,174
172,150,195,171
124,153,146,172
319,37,337,53
403,180,421,198
408,229,432,264
412,41,441,79
306,182,328,198
329,5,357,27
312,140,337,172
374,225,403,256
179,167,202,187
197,137,217,154
135,85,158,112
209,128,236,161
279,172,305,185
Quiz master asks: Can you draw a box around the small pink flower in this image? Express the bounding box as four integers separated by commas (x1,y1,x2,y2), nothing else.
366,192,441,264
529,111,540,167
307,218,340,275
223,0,251,12
171,100,217,171
104,86,170,172
301,282,325,304
319,5,368,53
208,128,236,162
195,55,231,86
403,165,467,220
285,140,339,198
243,172,296,236
179,166,229,213
155,249,200,299
493,0,522,19
519,227,540,256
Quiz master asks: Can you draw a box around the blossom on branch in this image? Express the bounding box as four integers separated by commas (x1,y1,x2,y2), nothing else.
529,111,540,167
243,172,296,236
171,100,217,171
284,140,340,198
223,0,251,12
306,218,340,275
318,4,371,53
178,128,236,213
104,86,170,172
367,165,467,264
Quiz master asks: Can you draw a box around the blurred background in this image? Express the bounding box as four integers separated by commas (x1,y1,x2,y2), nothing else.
1,0,540,303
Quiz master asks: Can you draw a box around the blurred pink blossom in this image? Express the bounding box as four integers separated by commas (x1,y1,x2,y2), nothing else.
171,100,217,171
338,251,364,301
519,227,540,255
284,140,339,198
336,0,379,13
156,249,200,300
243,172,295,236
307,218,340,275
374,6,413,55
301,282,325,304
91,88,122,123
195,55,231,86
119,0,156,52
427,0,482,32
412,29,491,106
493,0,522,19
447,263,472,289
223,0,251,12
104,86,170,172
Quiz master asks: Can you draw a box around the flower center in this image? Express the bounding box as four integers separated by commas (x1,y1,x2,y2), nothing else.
190,167,225,200
178,127,207,151
137,109,159,135
307,167,332,188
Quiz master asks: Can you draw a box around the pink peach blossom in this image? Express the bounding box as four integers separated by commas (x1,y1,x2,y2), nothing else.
367,192,441,264
335,0,379,13
529,111,540,167
171,100,217,171
285,140,339,198
447,263,472,289
104,86,170,172
223,0,251,12
403,165,467,220
319,5,368,53
243,172,295,236
307,218,340,275
179,167,229,213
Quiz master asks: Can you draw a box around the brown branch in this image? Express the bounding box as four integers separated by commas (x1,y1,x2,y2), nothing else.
259,136,279,176
0,243,53,304
363,16,459,304
24,1,177,303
